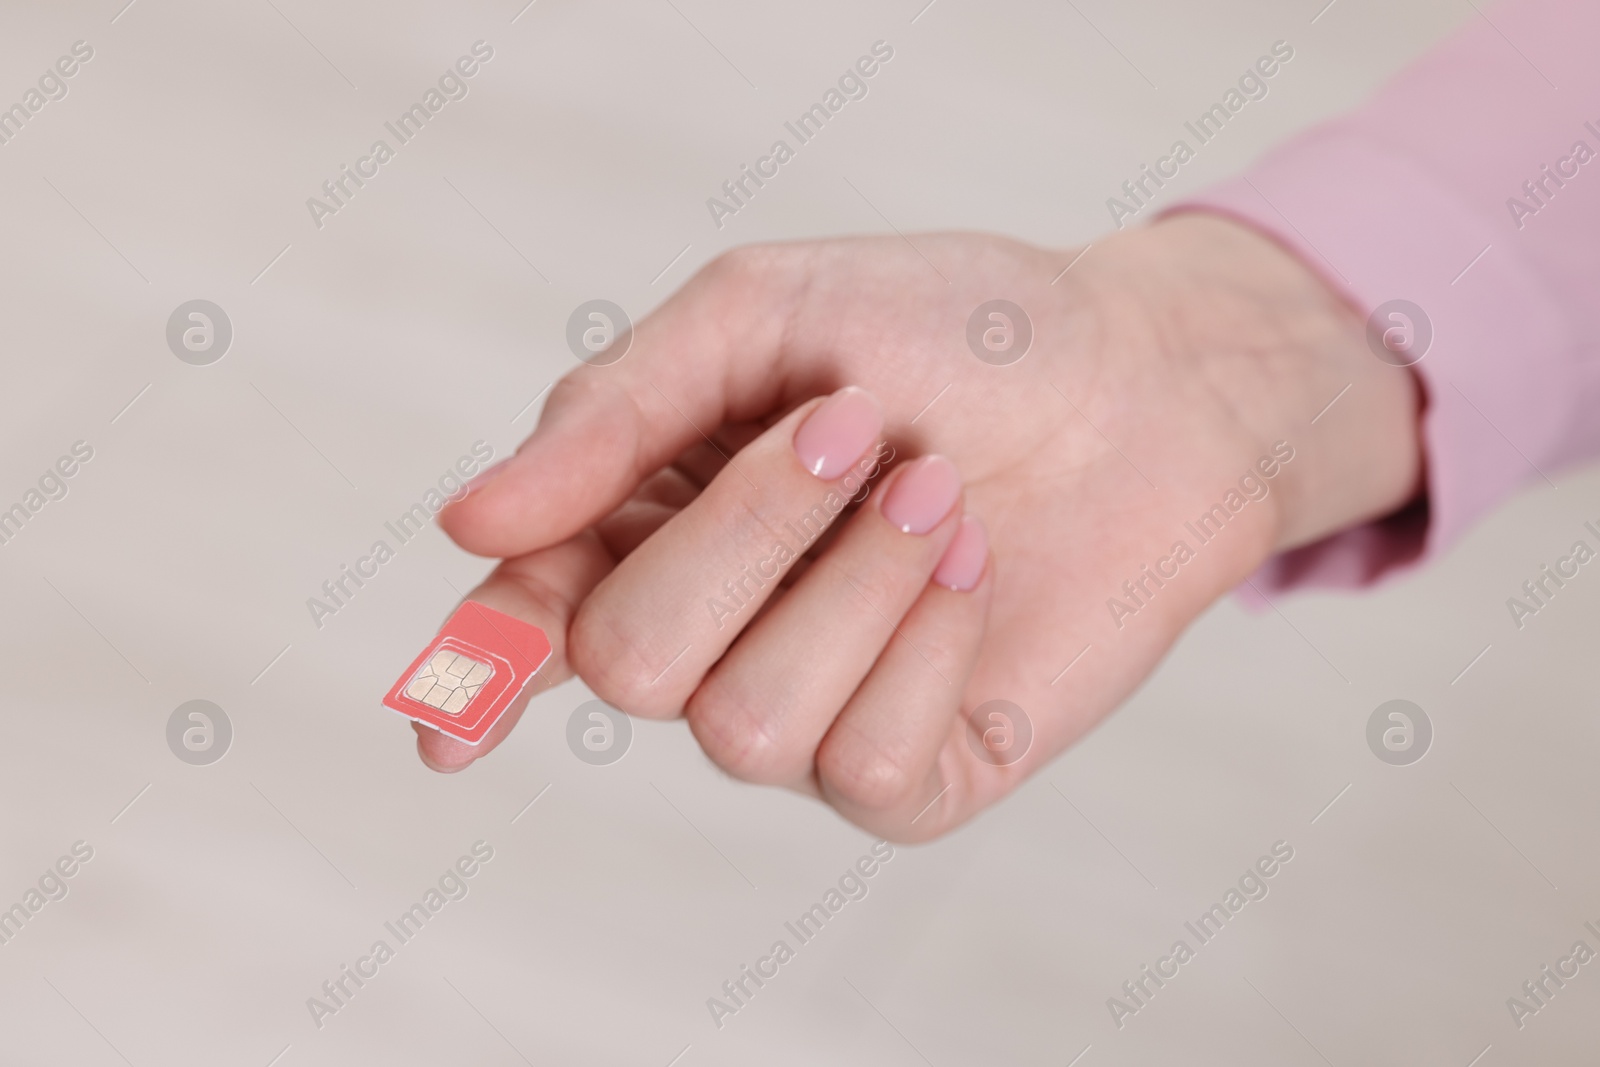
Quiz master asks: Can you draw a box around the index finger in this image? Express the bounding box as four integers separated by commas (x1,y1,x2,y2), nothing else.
412,532,610,772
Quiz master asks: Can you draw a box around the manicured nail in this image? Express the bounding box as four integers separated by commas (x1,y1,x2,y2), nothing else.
933,515,988,591
793,387,883,481
881,454,961,535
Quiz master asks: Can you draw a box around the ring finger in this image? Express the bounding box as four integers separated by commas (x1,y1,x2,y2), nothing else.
685,455,966,787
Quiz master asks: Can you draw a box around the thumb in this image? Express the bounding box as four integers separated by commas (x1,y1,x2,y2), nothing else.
440,248,813,560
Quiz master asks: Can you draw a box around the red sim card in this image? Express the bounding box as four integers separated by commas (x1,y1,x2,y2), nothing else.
382,602,552,745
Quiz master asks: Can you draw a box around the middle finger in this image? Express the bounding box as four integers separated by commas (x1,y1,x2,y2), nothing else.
568,386,887,717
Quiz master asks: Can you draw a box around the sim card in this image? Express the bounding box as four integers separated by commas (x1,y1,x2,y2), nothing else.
382,601,552,745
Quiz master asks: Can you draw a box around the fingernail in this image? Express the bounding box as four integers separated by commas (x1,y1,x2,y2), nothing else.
461,457,511,496
881,454,961,535
793,387,883,481
933,515,988,591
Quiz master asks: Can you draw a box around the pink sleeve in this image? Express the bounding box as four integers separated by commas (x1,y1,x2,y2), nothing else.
1174,0,1600,593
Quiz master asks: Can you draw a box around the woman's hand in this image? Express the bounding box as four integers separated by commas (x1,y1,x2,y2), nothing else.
416,214,1421,841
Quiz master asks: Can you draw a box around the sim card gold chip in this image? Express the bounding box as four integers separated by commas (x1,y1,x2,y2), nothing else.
403,649,495,716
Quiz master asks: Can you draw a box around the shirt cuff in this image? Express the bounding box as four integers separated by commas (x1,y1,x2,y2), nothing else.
1171,124,1582,595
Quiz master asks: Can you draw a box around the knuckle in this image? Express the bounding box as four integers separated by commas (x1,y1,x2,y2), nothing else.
681,242,812,358
695,243,809,314
568,604,678,719
724,492,815,565
542,367,609,418
817,730,919,812
832,561,904,626
702,243,782,283
687,680,796,785
907,630,965,680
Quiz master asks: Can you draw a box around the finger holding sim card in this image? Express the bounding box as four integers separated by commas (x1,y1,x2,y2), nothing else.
398,539,614,771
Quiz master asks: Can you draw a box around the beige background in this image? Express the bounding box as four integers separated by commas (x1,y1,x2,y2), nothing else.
1,0,1595,1063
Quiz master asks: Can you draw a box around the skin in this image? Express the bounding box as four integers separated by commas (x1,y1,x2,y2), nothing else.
417,214,1422,843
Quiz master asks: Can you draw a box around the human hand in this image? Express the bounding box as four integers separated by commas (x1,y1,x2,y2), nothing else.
416,214,1421,841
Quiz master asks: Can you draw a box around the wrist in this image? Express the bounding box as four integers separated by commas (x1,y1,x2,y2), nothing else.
1142,212,1425,556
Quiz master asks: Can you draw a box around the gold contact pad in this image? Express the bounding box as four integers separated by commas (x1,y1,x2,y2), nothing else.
404,649,494,716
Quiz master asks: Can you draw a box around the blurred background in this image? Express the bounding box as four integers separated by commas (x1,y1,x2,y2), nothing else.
2,0,1595,1063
